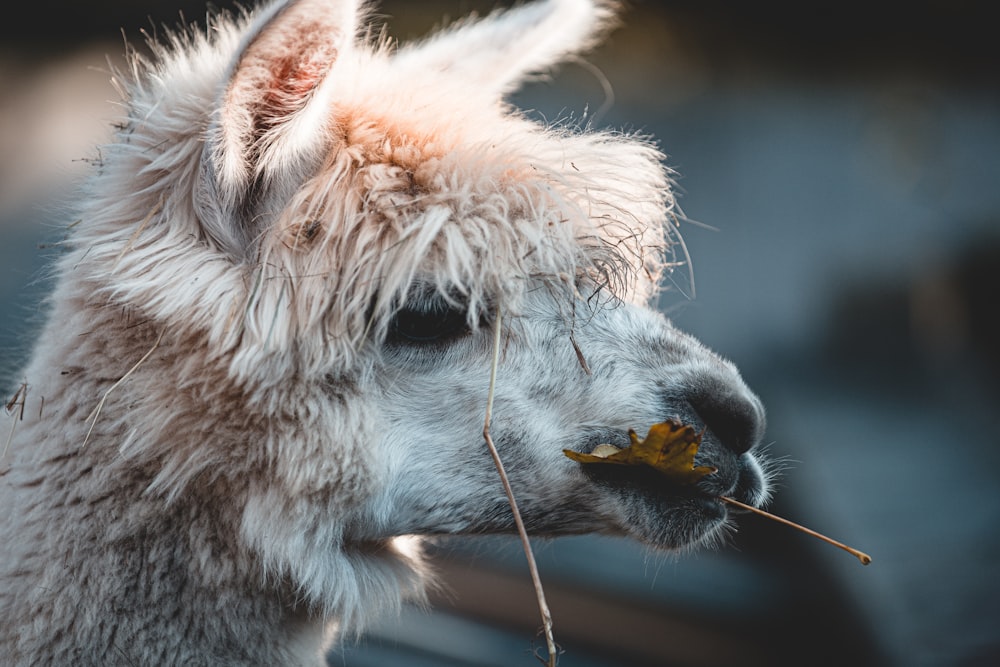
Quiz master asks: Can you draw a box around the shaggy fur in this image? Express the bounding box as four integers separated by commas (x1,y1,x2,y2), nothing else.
0,1,773,664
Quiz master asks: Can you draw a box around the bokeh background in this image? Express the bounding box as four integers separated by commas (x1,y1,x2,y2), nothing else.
2,1,998,665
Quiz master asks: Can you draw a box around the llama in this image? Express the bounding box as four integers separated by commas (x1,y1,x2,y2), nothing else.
0,0,772,664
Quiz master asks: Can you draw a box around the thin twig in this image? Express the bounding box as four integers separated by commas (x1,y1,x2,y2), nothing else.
720,496,872,565
482,306,558,666
82,328,165,448
568,330,591,376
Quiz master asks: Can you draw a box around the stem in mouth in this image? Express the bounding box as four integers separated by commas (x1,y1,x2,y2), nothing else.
719,496,872,565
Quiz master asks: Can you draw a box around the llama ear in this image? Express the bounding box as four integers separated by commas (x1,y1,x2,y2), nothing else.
394,0,617,95
198,0,359,255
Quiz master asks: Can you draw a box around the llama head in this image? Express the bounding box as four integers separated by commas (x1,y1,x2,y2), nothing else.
76,0,772,628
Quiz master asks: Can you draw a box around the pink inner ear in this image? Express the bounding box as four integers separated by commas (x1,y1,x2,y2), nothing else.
223,10,342,163
260,38,337,128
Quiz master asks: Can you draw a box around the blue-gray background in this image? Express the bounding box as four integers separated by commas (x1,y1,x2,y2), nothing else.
2,2,997,665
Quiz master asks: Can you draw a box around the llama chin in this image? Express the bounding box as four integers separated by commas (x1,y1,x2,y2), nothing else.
0,1,772,664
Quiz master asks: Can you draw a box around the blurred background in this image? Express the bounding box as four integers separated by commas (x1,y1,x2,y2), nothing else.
2,1,998,665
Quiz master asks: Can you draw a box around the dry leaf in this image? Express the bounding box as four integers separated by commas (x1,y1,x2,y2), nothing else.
563,419,716,485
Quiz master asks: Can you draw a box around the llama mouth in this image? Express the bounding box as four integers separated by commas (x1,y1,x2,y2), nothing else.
569,431,766,547
571,430,738,500
576,455,721,502
586,461,729,549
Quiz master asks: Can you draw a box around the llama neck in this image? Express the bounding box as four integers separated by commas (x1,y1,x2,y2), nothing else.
0,439,335,664
0,300,337,664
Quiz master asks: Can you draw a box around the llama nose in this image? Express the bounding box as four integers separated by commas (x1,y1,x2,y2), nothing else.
687,386,765,456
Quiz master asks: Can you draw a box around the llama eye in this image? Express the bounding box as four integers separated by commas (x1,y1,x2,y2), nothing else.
388,301,471,345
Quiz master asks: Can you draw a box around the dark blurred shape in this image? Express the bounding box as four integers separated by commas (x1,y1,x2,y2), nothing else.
2,1,997,85
634,0,999,83
822,226,1000,395
328,531,887,666
947,231,1000,387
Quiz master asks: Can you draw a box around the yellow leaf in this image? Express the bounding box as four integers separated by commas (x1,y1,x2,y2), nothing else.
563,419,717,485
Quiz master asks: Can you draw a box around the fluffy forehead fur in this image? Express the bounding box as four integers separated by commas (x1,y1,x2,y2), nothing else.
80,0,675,386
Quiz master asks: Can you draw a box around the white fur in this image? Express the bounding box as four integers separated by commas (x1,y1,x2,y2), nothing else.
0,1,772,664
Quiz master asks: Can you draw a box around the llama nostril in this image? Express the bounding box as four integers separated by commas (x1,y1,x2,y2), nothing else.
688,389,765,456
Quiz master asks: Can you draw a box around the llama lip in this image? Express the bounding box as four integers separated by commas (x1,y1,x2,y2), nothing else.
596,466,702,493
571,431,756,509
589,464,729,549
574,450,718,499
571,429,734,496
